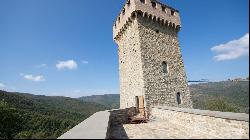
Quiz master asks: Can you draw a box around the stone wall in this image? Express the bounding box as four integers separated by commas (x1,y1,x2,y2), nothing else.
113,0,181,40
109,107,137,126
151,106,249,139
114,0,193,110
137,15,193,110
116,19,145,109
58,111,111,139
58,107,136,139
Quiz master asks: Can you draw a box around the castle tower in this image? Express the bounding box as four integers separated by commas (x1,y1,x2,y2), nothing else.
113,0,193,110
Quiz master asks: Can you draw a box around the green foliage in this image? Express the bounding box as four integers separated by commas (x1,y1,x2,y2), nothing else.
190,81,249,114
0,81,248,139
0,100,24,139
79,94,120,109
0,90,108,139
204,97,239,112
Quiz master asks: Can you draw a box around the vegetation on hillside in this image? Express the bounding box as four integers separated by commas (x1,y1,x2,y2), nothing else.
190,81,249,113
78,94,120,109
0,81,248,139
0,90,107,139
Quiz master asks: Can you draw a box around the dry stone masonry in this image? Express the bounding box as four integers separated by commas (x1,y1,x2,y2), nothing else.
113,0,193,109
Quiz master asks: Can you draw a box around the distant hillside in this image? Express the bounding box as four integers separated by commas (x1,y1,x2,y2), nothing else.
190,81,249,113
0,90,107,139
78,94,120,109
0,81,248,138
79,81,249,114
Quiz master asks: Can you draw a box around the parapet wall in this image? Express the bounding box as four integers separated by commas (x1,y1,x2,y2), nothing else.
58,106,249,139
113,0,181,40
58,107,136,139
151,106,249,139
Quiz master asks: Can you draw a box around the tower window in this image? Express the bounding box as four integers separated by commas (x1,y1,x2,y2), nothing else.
162,6,166,12
122,8,125,15
140,0,145,4
177,92,181,105
162,61,168,74
171,10,175,16
151,1,156,8
126,0,130,5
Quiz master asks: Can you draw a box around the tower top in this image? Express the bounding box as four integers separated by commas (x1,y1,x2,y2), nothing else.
113,0,181,40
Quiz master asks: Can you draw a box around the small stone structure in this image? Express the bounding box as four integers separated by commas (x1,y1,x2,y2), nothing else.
113,0,193,110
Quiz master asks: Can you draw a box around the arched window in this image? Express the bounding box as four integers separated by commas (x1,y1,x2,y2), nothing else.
162,61,168,74
177,92,181,105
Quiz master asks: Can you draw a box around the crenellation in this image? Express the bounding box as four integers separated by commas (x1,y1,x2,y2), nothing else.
113,0,181,40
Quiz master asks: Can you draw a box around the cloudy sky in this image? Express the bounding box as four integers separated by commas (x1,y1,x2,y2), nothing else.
0,0,249,98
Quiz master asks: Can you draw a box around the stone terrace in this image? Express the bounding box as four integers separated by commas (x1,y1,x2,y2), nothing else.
59,106,249,139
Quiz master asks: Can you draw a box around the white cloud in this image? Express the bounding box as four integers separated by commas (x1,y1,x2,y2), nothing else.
35,64,48,68
56,60,78,70
81,60,89,64
211,33,249,61
22,74,45,82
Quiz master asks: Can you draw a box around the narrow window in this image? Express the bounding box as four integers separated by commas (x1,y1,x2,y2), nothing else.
162,6,166,12
140,0,145,4
122,8,125,15
162,61,168,74
171,10,175,16
126,0,130,5
177,92,181,105
151,1,156,8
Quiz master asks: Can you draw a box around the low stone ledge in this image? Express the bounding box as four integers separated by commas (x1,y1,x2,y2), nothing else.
153,106,249,122
151,106,249,139
58,107,136,139
58,111,111,139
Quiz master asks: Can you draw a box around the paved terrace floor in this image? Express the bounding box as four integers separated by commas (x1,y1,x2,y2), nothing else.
110,119,222,139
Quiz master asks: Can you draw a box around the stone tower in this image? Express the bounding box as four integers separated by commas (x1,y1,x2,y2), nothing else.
113,0,193,110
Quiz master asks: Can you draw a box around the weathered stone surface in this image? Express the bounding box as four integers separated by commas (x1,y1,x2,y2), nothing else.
58,111,111,139
114,0,192,109
150,107,249,139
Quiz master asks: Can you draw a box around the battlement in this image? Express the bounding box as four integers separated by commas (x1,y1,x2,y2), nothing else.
113,0,181,40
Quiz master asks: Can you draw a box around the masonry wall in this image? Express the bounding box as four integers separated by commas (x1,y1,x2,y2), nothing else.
116,19,145,109
115,14,193,110
151,106,249,139
137,15,193,109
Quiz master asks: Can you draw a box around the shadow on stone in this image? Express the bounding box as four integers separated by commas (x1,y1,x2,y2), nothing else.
109,124,129,139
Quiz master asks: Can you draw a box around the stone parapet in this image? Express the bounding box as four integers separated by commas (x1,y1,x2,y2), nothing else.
57,111,111,139
113,0,181,40
151,106,249,139
58,107,136,139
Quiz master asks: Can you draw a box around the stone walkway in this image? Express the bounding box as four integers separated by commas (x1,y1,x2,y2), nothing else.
110,119,221,139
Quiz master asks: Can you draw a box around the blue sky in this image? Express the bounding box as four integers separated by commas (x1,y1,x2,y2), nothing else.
0,0,249,98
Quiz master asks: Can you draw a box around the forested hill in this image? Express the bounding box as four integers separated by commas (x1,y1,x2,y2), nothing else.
190,81,249,114
79,81,249,114
78,94,120,109
0,81,248,139
0,90,107,139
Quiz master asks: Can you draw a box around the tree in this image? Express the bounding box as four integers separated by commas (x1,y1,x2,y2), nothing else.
0,100,24,139
205,97,238,112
